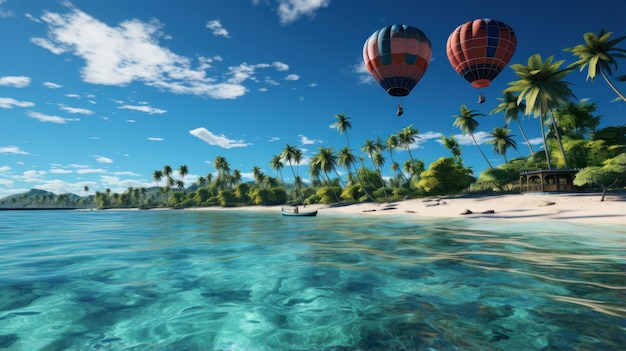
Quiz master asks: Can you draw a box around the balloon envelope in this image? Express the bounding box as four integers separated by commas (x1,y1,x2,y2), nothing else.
446,18,517,88
363,24,432,97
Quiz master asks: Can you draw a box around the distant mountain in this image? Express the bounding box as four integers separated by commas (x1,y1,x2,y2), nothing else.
0,188,83,208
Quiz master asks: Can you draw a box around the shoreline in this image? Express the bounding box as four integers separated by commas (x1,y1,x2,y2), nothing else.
185,191,626,225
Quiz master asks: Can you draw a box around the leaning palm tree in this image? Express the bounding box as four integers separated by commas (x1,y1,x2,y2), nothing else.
441,134,463,164
506,54,575,169
371,150,390,203
486,127,518,163
452,105,493,169
395,124,421,176
332,113,354,151
491,91,534,154
280,144,304,204
252,166,265,188
270,154,284,185
565,29,626,102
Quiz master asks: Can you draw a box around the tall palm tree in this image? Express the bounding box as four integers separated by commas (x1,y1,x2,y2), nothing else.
270,154,284,185
332,113,354,151
310,146,341,203
232,169,242,187
386,134,408,182
280,144,304,204
441,134,463,164
153,170,163,187
491,91,534,154
252,166,265,188
214,156,231,189
487,127,518,163
178,165,188,184
452,105,493,169
371,150,389,203
396,124,421,177
565,29,626,102
163,165,173,183
506,54,575,169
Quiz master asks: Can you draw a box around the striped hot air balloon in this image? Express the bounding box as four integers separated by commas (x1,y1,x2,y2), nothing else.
446,18,517,89
363,24,433,98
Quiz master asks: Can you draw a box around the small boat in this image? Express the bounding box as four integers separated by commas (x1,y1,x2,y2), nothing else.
281,208,318,217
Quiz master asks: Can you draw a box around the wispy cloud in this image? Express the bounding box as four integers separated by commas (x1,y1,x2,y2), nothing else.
30,7,296,100
59,104,94,115
0,97,35,108
26,111,79,124
0,75,30,87
275,0,331,25
189,127,251,149
0,146,29,154
118,105,167,114
206,19,230,38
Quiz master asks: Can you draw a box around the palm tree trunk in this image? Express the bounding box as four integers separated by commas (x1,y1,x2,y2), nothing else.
549,114,570,169
471,133,493,169
516,120,535,154
601,69,626,102
539,115,553,170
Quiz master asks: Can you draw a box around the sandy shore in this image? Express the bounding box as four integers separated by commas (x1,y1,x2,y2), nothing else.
186,191,626,225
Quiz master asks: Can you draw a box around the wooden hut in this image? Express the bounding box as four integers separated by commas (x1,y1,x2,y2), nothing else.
519,169,579,194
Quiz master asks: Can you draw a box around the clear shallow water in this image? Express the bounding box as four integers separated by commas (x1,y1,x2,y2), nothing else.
0,210,624,351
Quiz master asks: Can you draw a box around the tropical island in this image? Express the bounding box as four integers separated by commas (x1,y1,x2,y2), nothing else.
1,29,625,211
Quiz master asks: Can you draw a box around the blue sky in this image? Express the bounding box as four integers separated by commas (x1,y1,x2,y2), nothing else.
1,0,625,198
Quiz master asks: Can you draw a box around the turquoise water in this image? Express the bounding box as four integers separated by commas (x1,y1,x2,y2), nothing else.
0,210,624,350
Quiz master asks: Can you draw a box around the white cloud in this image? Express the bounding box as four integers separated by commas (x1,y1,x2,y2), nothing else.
30,8,266,100
0,146,29,154
0,76,31,87
0,165,11,172
299,135,320,145
189,127,251,149
273,62,289,71
455,131,491,145
76,168,105,174
276,0,330,25
148,137,164,141
285,74,300,81
59,104,94,115
528,137,544,145
51,168,73,174
206,19,230,38
43,81,62,88
118,105,166,114
0,97,35,108
94,156,113,163
23,170,47,182
26,111,79,124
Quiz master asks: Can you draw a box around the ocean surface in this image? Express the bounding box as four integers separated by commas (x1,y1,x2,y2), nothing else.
0,209,624,351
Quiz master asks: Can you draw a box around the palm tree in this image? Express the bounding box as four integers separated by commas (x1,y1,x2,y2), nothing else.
310,146,341,203
386,134,408,182
232,169,242,187
371,150,389,203
506,54,575,169
178,165,188,184
396,124,421,177
280,144,304,204
214,156,231,189
565,29,626,102
270,155,284,185
163,165,173,183
332,113,354,151
252,166,265,188
441,134,463,164
487,127,518,163
452,105,493,169
153,170,163,187
491,91,534,154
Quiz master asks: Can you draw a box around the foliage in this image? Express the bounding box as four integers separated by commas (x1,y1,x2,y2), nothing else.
418,157,475,195
218,190,237,207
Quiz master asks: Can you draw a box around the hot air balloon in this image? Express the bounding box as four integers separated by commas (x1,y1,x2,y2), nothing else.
446,18,517,103
363,24,432,115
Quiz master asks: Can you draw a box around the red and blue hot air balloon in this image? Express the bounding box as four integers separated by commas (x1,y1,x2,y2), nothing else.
446,18,517,104
363,24,433,115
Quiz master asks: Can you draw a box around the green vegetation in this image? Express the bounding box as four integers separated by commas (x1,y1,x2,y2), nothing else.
1,29,625,209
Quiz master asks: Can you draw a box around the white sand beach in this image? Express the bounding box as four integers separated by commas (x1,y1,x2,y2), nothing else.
188,191,626,225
